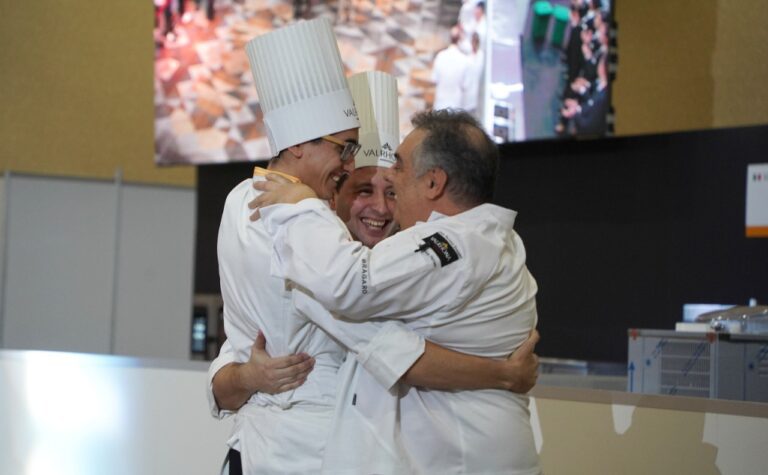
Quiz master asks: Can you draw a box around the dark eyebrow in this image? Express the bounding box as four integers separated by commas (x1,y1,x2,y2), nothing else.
353,182,374,191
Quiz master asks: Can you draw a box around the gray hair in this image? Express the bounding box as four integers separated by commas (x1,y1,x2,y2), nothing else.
410,109,498,206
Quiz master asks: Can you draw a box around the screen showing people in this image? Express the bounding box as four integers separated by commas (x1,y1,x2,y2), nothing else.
154,0,613,164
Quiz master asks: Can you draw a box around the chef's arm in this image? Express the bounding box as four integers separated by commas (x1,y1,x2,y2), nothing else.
212,363,255,412
263,200,455,321
212,332,315,411
403,330,540,393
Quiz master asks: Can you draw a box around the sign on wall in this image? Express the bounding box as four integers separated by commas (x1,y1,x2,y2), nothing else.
746,163,768,237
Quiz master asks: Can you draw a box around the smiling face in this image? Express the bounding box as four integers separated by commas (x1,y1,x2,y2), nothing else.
332,166,398,247
299,128,359,200
385,128,433,230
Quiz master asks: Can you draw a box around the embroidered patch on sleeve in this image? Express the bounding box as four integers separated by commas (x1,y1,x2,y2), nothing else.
414,232,460,267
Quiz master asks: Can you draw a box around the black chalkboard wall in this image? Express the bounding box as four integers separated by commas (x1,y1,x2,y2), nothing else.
195,124,768,363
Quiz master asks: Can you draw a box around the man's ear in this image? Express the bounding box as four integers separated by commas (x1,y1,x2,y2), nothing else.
286,143,304,159
328,193,338,211
424,168,447,200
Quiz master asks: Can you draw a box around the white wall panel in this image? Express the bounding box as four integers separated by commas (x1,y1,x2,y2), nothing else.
0,174,196,360
2,176,116,352
113,185,195,359
0,175,6,345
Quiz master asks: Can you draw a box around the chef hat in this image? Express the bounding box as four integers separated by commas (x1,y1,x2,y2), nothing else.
347,71,399,169
245,18,360,157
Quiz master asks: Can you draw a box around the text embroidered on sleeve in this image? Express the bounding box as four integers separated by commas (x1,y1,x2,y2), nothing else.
361,258,369,294
414,232,461,267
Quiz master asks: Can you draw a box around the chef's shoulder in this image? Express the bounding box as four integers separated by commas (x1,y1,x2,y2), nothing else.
220,177,266,230
375,219,472,272
223,177,259,205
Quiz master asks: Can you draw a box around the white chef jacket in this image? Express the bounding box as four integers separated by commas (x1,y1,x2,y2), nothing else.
458,1,484,54
212,177,425,474
261,199,541,474
431,45,470,111
458,0,479,32
462,51,484,112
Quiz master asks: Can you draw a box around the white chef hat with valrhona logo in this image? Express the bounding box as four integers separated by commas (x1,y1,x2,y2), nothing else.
347,71,399,169
245,18,360,157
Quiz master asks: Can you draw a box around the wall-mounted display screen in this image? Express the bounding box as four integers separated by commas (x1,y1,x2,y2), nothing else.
154,0,614,165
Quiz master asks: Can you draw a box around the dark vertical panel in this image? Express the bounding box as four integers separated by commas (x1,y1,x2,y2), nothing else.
495,125,768,362
195,126,768,362
194,161,265,294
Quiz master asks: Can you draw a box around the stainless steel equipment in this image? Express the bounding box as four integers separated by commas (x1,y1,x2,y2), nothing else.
627,328,768,402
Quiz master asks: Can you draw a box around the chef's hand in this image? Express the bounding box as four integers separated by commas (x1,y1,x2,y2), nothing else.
212,332,315,410
501,329,540,393
248,174,317,220
241,331,315,395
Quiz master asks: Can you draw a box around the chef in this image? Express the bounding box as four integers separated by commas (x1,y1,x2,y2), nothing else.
209,19,539,474
254,108,542,474
208,20,413,474
329,70,399,248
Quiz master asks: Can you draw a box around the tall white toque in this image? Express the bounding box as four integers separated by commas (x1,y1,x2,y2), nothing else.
245,18,360,157
347,71,399,169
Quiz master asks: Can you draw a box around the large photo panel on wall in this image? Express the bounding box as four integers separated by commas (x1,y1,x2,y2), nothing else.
154,0,614,165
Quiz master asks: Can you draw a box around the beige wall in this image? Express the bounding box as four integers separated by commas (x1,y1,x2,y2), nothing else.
711,0,768,128
1,1,766,185
613,0,768,135
0,2,194,187
532,389,768,474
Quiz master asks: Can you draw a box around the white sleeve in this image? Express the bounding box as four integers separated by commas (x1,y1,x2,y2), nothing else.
261,199,466,321
206,339,236,419
294,290,425,390
355,320,426,389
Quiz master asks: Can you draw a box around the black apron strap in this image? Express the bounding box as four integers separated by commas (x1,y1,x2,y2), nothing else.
223,448,242,475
